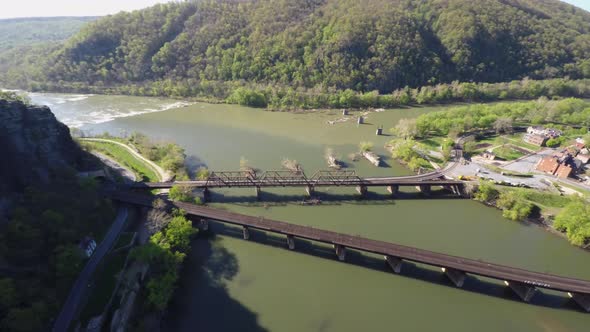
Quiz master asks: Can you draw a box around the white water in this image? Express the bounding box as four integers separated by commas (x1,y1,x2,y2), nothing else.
26,92,193,128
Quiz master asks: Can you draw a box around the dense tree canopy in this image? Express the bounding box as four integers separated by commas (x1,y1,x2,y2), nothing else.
1,0,590,107
0,17,96,52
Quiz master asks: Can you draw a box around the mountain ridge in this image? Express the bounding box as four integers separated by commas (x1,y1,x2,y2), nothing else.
1,0,590,105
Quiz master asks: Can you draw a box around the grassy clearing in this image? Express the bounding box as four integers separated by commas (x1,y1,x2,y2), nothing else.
80,141,159,182
493,145,525,161
78,250,129,326
500,133,543,151
518,188,573,208
473,133,542,152
419,137,445,150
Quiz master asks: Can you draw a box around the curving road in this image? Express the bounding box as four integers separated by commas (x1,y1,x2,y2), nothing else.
52,208,128,332
80,138,171,181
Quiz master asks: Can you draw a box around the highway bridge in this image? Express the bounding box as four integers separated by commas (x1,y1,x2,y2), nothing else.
112,191,590,312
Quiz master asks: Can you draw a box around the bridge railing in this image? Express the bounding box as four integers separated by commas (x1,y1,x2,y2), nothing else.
258,170,310,186
206,171,258,187
308,170,363,186
203,169,366,187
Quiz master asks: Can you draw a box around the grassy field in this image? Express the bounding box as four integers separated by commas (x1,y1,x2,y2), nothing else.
493,145,526,161
80,141,159,182
495,186,575,217
473,133,542,152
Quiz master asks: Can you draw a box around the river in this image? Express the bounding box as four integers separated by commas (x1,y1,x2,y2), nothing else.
29,92,590,331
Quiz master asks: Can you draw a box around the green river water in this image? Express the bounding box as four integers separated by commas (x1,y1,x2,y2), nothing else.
29,93,590,331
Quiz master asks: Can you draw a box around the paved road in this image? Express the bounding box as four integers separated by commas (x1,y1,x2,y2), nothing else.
52,208,128,332
80,138,170,181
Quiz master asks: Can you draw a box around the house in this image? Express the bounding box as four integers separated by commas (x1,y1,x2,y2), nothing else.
527,126,545,135
555,164,573,179
524,134,548,146
545,128,562,139
526,126,562,141
79,237,97,258
536,156,560,174
576,148,590,164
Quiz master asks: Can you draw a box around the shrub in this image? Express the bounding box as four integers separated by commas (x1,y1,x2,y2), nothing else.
474,181,499,203
169,185,194,203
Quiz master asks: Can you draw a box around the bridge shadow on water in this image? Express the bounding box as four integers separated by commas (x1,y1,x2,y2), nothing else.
162,231,269,332
207,189,463,205
196,221,584,314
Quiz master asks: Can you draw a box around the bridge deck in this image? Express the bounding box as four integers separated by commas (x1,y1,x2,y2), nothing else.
112,191,590,295
134,177,463,189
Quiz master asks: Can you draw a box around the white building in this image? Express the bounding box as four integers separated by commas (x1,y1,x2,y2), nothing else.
79,237,97,257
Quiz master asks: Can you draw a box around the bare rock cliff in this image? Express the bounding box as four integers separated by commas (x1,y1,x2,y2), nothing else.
0,99,83,193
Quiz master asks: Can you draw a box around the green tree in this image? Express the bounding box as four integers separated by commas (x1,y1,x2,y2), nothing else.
164,216,197,252
146,271,178,311
169,185,194,203
554,199,590,246
496,190,533,221
474,181,498,203
392,118,419,139
54,245,84,280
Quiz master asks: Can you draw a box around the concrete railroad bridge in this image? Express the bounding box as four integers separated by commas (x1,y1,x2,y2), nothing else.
112,191,590,312
131,167,465,200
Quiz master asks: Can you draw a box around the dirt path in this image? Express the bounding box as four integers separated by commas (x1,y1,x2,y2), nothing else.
81,138,172,181
91,151,136,183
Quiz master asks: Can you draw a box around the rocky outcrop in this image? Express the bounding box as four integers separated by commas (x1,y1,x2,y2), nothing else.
0,99,83,193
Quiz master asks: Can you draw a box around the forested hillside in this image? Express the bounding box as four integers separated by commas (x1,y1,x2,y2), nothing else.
0,17,96,51
0,92,114,331
2,0,590,108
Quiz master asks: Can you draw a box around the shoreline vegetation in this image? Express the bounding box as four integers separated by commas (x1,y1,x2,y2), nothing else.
77,132,191,182
382,96,590,248
130,203,196,327
472,181,590,249
13,77,590,111
79,140,160,182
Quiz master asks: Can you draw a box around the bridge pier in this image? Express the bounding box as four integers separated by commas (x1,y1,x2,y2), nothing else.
416,184,431,195
386,185,399,196
242,226,251,240
443,184,463,196
334,244,346,261
254,186,261,200
356,185,367,197
286,235,295,250
568,292,590,312
203,187,211,203
504,281,536,302
305,185,315,197
384,255,403,273
441,267,467,287
198,218,209,231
